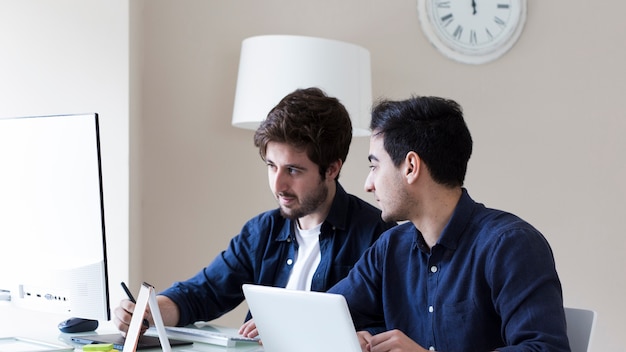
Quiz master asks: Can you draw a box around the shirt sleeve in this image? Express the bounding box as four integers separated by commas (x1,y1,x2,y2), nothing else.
159,221,261,326
487,226,569,351
328,233,388,331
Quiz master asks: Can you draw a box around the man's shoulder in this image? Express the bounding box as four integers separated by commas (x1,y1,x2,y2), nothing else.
347,193,383,213
343,193,396,229
473,206,539,236
463,206,551,256
242,208,288,232
457,189,533,234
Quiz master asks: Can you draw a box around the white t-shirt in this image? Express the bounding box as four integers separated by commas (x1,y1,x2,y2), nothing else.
285,222,322,291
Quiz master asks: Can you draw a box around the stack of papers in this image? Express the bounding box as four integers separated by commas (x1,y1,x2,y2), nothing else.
146,326,259,347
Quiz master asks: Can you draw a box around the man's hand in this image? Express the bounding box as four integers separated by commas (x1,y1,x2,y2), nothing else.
360,329,431,352
113,299,150,337
238,319,260,338
114,295,179,337
357,331,374,351
238,319,263,345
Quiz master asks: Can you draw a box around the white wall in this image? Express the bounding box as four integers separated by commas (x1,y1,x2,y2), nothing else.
137,1,625,351
0,0,130,312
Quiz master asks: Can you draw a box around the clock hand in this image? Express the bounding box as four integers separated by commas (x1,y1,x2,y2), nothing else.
472,0,477,15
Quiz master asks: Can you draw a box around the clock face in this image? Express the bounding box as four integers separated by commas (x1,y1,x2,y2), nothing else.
417,0,527,64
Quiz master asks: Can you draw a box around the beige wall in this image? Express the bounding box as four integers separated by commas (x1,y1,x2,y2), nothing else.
134,1,624,351
1,0,621,349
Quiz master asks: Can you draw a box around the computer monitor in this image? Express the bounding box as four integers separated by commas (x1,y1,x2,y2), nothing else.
0,113,110,321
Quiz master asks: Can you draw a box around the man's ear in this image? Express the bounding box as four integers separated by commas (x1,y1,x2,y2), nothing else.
326,159,343,180
404,151,421,184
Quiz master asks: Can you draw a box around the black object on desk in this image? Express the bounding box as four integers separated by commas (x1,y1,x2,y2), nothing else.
58,317,99,333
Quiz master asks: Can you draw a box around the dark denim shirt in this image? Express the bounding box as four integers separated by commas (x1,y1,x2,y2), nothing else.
329,189,570,352
160,182,395,326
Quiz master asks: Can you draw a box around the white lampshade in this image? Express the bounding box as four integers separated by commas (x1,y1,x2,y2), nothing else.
231,35,372,136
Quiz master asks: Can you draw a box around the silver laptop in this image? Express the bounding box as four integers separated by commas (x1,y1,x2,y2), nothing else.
242,284,361,352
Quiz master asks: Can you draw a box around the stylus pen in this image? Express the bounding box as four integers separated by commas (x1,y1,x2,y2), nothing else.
121,282,150,328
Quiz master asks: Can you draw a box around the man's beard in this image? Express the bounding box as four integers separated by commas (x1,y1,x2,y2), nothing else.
278,181,328,220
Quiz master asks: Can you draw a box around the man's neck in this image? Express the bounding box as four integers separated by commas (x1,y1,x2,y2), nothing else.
412,187,463,249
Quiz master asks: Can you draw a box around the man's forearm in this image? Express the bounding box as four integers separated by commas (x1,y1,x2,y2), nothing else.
155,295,181,326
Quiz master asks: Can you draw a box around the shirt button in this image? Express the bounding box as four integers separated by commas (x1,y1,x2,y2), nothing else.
428,305,434,313
287,259,293,265
430,265,438,273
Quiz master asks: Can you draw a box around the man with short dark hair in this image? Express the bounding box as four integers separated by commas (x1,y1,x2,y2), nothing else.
330,96,569,351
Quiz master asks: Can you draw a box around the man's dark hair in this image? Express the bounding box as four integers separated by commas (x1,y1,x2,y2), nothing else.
370,96,473,187
254,87,352,180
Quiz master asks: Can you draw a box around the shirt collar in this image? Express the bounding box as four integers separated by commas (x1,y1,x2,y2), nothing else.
437,188,475,250
322,181,349,232
413,188,476,252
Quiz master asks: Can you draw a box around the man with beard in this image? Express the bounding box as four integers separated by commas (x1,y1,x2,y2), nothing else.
113,87,395,338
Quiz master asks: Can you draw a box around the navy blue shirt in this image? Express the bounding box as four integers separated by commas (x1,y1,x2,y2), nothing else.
160,182,395,326
329,189,570,352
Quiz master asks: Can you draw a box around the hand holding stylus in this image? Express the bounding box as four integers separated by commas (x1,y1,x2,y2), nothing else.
121,282,150,329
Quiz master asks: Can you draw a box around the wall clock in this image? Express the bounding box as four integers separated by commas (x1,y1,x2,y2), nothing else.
417,0,527,64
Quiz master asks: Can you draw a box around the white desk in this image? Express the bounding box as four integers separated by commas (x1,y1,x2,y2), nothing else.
0,302,262,352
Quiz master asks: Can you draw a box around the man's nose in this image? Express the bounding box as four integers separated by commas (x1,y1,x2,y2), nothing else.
364,173,374,193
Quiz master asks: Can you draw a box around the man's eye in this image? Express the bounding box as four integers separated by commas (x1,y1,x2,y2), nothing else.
288,167,299,174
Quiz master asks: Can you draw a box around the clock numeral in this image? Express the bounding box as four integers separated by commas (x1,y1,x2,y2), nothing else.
440,13,453,27
469,30,477,45
436,1,451,8
453,25,463,40
494,16,506,28
485,28,494,40
497,4,510,9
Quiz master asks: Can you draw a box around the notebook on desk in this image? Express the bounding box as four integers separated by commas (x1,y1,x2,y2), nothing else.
242,284,361,352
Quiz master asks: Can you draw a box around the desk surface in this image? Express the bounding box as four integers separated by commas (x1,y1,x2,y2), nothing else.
0,302,262,352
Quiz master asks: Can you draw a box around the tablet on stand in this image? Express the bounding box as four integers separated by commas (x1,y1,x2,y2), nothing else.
122,283,171,352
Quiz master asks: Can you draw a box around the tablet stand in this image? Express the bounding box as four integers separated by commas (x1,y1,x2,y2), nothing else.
122,283,171,352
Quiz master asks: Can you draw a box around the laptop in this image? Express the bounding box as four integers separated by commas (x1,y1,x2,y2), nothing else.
242,284,361,352
71,333,192,350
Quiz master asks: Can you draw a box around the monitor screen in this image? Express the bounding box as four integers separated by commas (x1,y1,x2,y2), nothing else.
0,113,110,320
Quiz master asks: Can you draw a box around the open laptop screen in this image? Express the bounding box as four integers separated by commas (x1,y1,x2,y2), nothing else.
242,284,361,352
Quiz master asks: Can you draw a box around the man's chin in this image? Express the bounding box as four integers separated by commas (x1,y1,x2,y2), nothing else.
381,212,396,223
279,207,298,220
